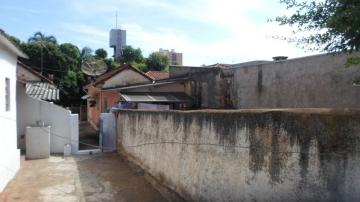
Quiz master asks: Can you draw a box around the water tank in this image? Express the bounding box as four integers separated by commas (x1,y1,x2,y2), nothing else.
25,126,51,160
109,29,126,58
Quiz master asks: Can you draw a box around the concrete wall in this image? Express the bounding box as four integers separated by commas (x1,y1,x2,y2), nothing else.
17,84,79,154
181,53,360,109
0,43,20,191
231,53,360,108
117,109,360,202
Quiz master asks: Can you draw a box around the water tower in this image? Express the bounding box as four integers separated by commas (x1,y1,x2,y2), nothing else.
109,29,126,59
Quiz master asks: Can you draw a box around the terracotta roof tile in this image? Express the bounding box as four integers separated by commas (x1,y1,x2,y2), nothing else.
84,63,153,89
145,71,170,80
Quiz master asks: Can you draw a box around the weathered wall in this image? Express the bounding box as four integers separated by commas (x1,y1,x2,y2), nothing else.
117,109,360,202
231,53,360,108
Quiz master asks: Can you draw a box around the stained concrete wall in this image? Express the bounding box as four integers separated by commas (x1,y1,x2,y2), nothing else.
117,109,360,202
180,53,360,109
231,53,360,108
17,83,79,154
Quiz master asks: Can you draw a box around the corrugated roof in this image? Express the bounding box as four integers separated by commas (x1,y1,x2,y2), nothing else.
25,82,60,101
145,71,170,80
120,92,193,103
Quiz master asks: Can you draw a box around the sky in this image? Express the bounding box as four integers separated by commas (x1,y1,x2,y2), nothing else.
0,0,318,66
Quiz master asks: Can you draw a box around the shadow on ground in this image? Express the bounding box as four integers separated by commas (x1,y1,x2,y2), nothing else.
3,153,166,202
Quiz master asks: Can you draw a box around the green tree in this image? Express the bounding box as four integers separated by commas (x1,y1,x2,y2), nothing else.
59,43,80,70
146,52,169,71
120,45,144,64
28,31,57,44
78,47,93,68
273,0,360,52
95,48,107,59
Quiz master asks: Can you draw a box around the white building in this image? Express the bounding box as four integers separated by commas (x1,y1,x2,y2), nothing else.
0,33,28,191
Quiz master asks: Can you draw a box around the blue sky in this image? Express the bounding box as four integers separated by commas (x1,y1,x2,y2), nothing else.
0,0,317,65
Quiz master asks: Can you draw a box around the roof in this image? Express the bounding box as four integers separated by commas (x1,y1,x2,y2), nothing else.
84,63,153,89
145,71,170,80
228,60,272,68
119,92,193,103
102,77,189,91
26,82,60,101
17,61,54,84
0,33,28,58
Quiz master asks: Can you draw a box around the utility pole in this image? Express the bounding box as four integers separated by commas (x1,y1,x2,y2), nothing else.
40,42,43,75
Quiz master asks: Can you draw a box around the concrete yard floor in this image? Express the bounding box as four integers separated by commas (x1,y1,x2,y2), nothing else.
2,153,166,202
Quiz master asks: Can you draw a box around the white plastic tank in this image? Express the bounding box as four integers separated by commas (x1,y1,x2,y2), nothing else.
25,126,50,160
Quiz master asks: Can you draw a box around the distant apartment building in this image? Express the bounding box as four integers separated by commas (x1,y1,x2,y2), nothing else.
158,48,183,65
109,29,126,59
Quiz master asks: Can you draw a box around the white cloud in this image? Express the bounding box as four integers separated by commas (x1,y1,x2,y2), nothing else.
64,0,318,65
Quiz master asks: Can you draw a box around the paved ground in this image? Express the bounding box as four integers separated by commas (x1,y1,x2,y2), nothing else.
79,122,99,150
2,153,166,202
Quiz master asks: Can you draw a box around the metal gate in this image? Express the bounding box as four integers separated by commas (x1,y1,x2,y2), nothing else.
99,113,117,152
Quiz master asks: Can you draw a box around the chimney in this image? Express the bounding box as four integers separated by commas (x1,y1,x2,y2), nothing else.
272,56,288,61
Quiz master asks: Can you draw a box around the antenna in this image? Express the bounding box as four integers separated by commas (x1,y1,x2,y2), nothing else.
115,11,118,29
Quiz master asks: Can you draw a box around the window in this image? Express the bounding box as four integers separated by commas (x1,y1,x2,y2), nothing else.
5,78,10,111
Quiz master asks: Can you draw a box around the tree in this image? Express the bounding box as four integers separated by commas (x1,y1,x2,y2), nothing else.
59,43,80,70
79,47,93,68
120,45,144,64
273,0,360,52
28,31,57,44
146,52,169,71
95,48,107,59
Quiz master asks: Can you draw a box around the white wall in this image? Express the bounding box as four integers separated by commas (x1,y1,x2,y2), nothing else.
0,44,20,191
17,84,79,154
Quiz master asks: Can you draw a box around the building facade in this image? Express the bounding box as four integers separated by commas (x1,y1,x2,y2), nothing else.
158,48,183,65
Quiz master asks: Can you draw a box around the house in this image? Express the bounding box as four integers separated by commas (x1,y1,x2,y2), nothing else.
83,63,153,129
83,64,195,128
17,61,60,102
0,33,28,191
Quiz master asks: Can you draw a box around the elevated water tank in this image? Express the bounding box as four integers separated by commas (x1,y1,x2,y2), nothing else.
109,29,126,59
